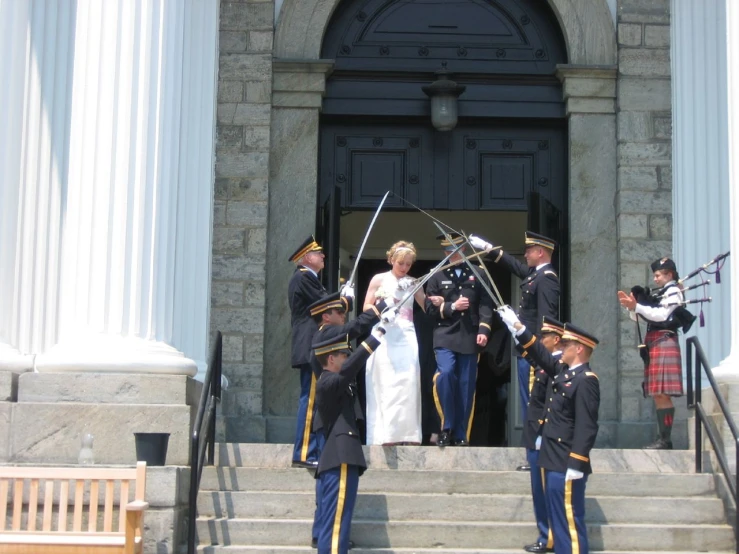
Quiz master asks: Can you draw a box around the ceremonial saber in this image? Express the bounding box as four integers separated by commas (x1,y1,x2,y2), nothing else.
434,222,502,307
345,190,390,289
459,229,505,307
435,248,501,273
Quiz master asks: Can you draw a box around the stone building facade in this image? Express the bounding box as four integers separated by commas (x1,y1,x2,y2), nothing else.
211,0,686,447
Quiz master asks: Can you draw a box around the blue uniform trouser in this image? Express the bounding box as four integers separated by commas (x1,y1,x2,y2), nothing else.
528,448,553,549
293,364,319,463
317,464,359,554
311,431,327,541
517,356,533,423
433,348,478,442
545,470,589,554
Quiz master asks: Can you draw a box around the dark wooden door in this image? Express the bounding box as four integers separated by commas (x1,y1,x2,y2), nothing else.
320,119,566,216
317,186,342,291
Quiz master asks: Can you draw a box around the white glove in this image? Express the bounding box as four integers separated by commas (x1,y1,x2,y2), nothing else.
497,305,524,335
381,307,397,324
381,296,396,308
565,468,584,481
372,326,386,340
469,234,493,251
535,435,542,450
340,284,355,298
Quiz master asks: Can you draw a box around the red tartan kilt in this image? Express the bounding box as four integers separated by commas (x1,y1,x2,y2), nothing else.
645,330,683,397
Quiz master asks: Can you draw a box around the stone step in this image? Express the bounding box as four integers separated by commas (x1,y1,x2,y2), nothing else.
196,519,735,551
213,443,696,473
199,467,717,497
198,549,735,554
197,491,725,525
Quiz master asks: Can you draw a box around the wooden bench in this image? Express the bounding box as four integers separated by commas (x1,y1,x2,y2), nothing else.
0,462,148,554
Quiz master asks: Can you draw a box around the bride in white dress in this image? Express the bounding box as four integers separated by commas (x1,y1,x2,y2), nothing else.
363,241,434,445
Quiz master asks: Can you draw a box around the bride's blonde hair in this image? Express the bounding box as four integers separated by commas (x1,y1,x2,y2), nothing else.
387,241,417,264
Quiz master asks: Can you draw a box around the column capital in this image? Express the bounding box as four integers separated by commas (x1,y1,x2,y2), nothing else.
272,59,335,109
555,64,618,115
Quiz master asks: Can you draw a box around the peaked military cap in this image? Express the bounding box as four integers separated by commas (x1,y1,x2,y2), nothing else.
288,235,322,263
651,257,678,276
436,231,465,251
524,231,556,251
313,334,352,356
561,323,599,349
541,316,565,336
308,292,348,317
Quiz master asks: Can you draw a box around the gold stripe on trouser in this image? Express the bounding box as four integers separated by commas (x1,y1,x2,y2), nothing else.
565,479,580,554
331,464,348,554
300,372,317,461
528,364,535,393
432,373,445,429
541,469,554,549
465,355,480,442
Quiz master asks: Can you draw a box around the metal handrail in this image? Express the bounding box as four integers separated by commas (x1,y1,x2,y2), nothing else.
187,331,223,554
685,336,738,553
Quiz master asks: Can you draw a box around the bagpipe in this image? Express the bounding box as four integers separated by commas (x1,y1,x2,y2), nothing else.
631,251,730,366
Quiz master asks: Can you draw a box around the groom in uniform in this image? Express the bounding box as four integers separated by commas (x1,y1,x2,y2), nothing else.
425,233,494,447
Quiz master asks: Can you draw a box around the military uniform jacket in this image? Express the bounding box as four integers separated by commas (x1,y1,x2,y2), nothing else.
516,346,561,451
517,329,600,474
288,266,327,367
489,251,559,335
315,335,381,477
425,265,494,354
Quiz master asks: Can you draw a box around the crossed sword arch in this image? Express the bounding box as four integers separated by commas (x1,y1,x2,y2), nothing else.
343,191,505,317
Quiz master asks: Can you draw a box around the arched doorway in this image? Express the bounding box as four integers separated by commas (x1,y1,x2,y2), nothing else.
316,0,568,446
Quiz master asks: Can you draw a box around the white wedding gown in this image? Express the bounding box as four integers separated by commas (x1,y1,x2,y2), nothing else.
365,272,422,445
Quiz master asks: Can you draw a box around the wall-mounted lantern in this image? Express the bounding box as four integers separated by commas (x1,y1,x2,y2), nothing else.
422,62,466,131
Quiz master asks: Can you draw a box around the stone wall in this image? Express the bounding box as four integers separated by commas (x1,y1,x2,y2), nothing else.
213,0,276,442
615,0,678,446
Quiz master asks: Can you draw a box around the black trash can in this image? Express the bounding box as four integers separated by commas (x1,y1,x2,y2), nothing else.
134,432,170,466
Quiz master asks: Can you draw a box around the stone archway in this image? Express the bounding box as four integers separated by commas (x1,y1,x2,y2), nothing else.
274,0,616,65
265,0,621,445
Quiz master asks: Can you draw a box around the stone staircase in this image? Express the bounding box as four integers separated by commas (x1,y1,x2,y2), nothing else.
195,444,736,553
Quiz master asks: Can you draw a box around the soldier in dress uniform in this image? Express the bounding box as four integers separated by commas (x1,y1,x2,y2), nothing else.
314,328,386,554
289,236,348,469
425,233,494,447
515,316,564,554
306,292,393,547
470,231,560,469
499,307,599,554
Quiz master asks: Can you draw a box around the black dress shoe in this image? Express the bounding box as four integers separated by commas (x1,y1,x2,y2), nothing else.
516,463,531,471
311,537,318,549
437,431,452,447
292,460,319,469
455,439,469,447
645,438,673,450
524,541,552,553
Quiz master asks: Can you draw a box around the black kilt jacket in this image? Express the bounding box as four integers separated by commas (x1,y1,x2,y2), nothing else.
288,266,327,368
316,335,381,476
424,265,494,355
517,329,600,475
489,250,560,336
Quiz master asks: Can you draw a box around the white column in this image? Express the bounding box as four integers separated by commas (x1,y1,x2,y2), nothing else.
671,0,732,370
715,0,739,378
0,1,218,376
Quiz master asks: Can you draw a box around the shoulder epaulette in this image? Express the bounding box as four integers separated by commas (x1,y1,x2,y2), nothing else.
544,270,558,277
299,268,309,272
585,371,598,379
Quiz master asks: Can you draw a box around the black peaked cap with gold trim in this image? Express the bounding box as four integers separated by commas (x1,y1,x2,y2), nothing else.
562,323,599,350
313,334,352,356
308,292,348,317
288,235,323,263
436,232,465,250
525,231,556,251
541,316,565,336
